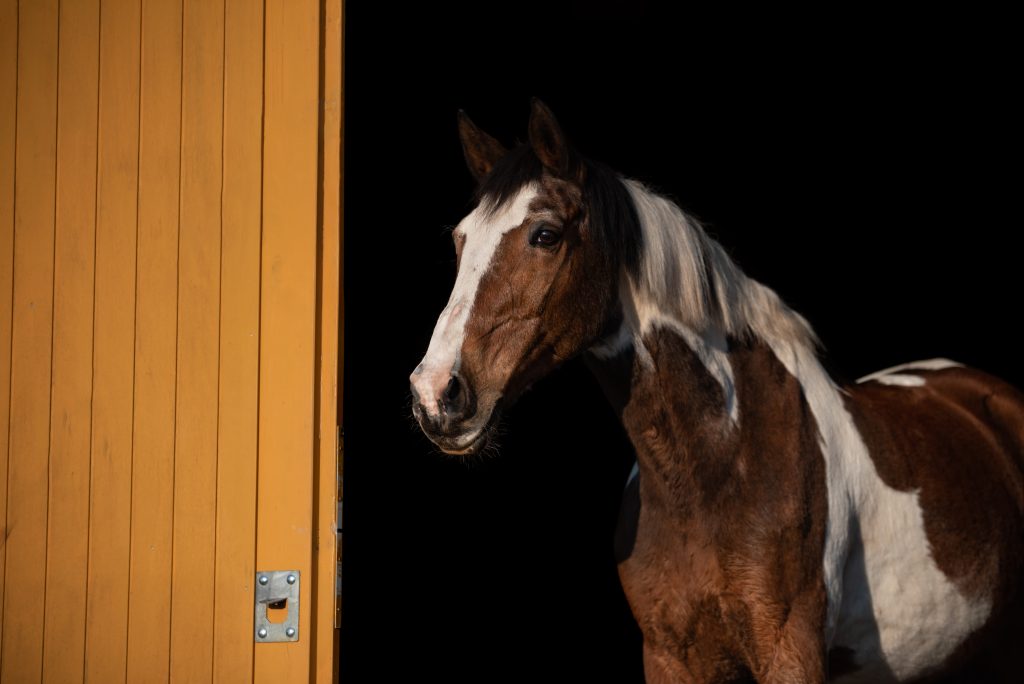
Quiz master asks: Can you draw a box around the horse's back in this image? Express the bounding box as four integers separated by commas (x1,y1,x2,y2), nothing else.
835,361,1024,682
851,361,1024,513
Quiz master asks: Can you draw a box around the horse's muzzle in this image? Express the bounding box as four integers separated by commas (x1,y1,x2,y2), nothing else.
411,372,491,454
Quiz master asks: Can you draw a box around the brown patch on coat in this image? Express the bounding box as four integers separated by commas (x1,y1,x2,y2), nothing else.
592,331,830,683
846,367,1024,676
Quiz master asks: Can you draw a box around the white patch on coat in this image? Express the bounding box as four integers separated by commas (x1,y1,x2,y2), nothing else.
857,358,963,385
867,374,926,387
411,184,538,416
613,179,990,679
773,342,992,681
831,487,993,682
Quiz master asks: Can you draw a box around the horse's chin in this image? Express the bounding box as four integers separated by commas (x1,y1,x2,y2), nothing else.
429,405,501,457
437,431,489,456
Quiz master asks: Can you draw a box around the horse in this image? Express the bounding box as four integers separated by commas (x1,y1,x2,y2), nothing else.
409,100,1024,683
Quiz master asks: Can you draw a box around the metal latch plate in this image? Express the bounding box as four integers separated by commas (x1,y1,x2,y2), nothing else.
255,570,300,642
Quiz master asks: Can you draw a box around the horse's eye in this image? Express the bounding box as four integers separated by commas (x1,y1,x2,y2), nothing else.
529,226,562,248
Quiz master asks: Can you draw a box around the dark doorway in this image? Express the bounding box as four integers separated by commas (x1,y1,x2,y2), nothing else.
342,7,1018,683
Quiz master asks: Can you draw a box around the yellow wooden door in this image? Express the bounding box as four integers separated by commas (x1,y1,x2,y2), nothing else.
0,0,341,681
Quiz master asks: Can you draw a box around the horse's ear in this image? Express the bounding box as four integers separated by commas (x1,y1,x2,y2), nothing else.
528,98,570,176
458,110,507,183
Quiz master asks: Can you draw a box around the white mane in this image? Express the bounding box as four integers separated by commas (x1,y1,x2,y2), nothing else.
592,179,824,427
619,178,819,354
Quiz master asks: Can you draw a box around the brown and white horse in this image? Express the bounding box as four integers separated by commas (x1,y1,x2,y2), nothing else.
410,101,1024,683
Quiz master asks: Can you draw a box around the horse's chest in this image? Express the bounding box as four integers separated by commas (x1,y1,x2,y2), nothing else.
620,567,751,681
617,518,756,679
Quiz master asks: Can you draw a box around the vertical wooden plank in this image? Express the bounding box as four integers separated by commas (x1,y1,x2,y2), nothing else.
0,1,57,680
255,0,319,681
169,0,224,680
212,0,262,680
84,0,140,679
125,0,182,680
335,4,345,673
41,1,99,681
313,0,342,681
0,0,19,655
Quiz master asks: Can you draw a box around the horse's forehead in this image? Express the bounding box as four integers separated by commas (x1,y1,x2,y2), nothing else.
458,183,539,239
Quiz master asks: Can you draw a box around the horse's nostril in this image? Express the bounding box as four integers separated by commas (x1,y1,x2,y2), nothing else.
443,375,462,410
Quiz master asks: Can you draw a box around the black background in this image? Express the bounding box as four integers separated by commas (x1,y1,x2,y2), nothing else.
342,6,1018,682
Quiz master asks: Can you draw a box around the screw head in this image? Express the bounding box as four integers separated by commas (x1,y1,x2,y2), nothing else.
258,575,269,585
285,627,296,638
257,627,268,638
286,574,296,585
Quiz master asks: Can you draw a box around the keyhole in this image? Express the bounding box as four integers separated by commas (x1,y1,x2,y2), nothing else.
267,599,288,624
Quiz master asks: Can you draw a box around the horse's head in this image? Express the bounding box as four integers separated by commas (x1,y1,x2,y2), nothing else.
410,100,640,455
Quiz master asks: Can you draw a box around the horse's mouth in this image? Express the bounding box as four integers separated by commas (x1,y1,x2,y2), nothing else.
432,417,495,455
422,405,501,456
437,430,488,456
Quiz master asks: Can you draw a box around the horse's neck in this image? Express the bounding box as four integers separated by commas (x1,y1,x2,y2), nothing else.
587,323,819,511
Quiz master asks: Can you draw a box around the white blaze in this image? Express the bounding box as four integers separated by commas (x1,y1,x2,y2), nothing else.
411,184,538,417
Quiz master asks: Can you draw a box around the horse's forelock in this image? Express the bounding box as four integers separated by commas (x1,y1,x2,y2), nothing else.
475,144,643,281
476,145,544,216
